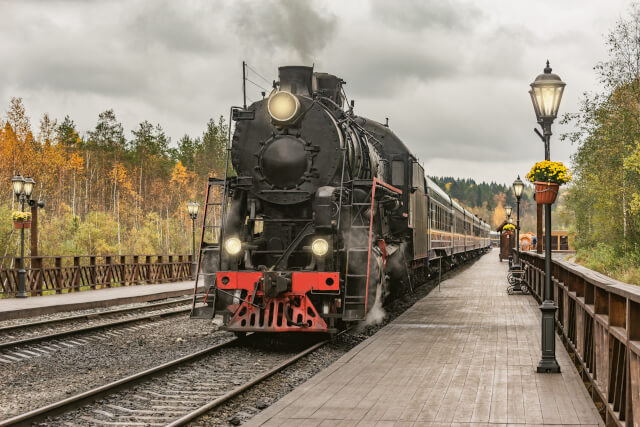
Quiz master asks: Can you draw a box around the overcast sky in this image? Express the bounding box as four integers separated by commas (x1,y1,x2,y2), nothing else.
0,0,632,184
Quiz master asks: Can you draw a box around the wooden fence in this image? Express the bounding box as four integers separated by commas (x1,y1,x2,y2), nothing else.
0,254,193,297
520,251,639,426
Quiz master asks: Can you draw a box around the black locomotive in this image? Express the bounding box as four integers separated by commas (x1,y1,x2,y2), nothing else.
191,66,490,332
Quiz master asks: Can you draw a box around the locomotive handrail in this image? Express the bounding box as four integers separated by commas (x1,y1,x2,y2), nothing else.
518,250,640,425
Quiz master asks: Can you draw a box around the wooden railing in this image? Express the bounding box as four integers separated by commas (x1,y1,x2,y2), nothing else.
519,251,639,426
0,254,193,297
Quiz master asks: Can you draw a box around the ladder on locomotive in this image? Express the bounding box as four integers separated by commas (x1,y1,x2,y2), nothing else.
190,176,227,319
342,179,375,321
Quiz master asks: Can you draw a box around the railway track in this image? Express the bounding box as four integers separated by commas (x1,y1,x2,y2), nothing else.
0,334,333,426
0,298,193,363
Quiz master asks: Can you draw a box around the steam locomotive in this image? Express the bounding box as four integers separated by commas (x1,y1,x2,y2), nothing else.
190,66,490,333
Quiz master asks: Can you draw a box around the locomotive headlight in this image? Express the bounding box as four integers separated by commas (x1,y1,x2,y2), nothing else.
268,91,300,124
311,238,329,257
224,237,242,255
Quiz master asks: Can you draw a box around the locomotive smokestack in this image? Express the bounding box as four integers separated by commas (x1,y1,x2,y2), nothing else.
278,66,313,96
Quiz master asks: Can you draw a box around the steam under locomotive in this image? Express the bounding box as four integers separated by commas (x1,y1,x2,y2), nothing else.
190,66,491,333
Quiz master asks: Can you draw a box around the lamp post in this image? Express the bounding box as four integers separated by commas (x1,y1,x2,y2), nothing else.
530,60,565,374
187,201,200,279
512,175,525,267
12,174,35,298
505,205,513,268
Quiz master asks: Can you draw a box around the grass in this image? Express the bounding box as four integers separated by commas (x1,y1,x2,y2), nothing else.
574,243,640,286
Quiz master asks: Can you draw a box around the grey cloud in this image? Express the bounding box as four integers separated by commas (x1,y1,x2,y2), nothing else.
370,0,482,31
230,0,337,63
126,1,222,53
337,42,462,96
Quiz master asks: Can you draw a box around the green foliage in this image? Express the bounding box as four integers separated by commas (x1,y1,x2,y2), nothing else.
57,115,80,146
575,244,640,286
561,4,640,285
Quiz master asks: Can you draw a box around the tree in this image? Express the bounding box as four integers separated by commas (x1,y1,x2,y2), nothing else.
57,115,81,147
87,109,126,150
561,3,640,282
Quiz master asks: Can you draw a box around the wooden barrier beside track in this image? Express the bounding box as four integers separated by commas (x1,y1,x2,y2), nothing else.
0,254,193,297
519,251,640,426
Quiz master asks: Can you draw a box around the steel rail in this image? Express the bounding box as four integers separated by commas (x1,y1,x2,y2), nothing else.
167,338,328,426
0,296,192,333
0,305,191,351
168,326,353,426
0,338,239,427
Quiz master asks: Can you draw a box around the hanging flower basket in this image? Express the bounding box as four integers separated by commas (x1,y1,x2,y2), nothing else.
526,161,571,205
11,211,32,229
534,182,559,204
14,220,31,229
502,224,516,232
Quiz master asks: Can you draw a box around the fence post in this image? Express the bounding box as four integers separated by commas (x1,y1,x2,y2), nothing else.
156,255,163,284
145,256,152,284
72,256,80,292
89,256,96,290
120,255,126,286
105,256,112,288
133,255,139,285
55,257,62,294
32,256,43,296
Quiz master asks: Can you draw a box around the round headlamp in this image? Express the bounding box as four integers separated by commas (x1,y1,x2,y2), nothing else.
311,238,329,257
224,237,242,255
268,91,300,124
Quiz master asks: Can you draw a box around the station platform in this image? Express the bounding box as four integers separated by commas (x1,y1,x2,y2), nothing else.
247,250,604,427
0,281,198,320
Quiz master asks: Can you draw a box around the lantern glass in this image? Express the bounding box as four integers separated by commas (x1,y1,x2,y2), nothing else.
529,61,566,122
23,177,35,198
187,201,199,217
505,205,513,218
508,217,513,224
513,176,524,199
12,175,24,196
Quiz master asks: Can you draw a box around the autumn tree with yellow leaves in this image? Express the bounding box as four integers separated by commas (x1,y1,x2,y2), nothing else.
0,97,227,261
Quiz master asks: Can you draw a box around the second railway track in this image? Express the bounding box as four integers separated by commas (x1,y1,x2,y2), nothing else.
0,334,334,426
0,297,193,363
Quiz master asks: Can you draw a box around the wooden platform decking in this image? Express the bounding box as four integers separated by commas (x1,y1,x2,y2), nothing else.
246,249,604,426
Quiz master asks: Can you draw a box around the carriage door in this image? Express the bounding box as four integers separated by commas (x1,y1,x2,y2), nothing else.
410,161,428,260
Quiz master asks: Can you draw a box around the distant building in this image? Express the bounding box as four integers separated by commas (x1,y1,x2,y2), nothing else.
519,231,572,251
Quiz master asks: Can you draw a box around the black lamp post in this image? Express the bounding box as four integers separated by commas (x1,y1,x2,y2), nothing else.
187,201,199,279
512,176,525,266
12,174,35,298
530,60,565,374
505,205,513,268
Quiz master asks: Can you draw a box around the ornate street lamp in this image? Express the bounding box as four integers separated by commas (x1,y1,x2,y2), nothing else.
530,61,565,374
512,176,524,263
505,206,513,268
187,201,200,279
12,175,36,298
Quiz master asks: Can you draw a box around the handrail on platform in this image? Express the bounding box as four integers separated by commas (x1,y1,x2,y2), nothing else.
518,250,640,426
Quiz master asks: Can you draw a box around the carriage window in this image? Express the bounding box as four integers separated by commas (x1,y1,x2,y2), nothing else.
392,160,404,186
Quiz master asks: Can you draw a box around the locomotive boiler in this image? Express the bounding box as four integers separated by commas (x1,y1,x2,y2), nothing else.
191,65,490,333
